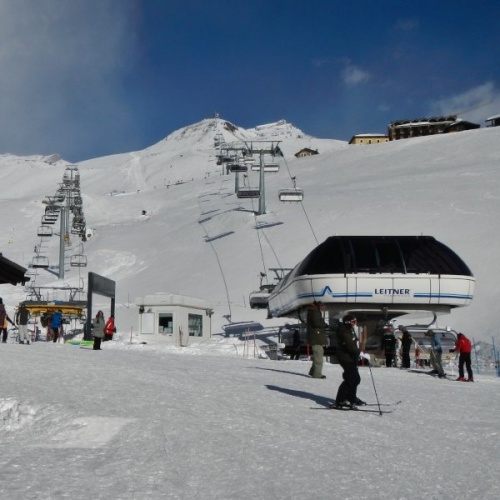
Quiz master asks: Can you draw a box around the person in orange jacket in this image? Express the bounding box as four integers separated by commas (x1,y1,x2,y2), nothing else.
455,332,474,382
104,315,116,342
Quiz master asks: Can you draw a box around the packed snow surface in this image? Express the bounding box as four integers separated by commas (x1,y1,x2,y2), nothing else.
1,338,499,500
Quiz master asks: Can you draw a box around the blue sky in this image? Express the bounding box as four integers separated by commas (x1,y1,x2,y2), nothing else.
1,0,500,162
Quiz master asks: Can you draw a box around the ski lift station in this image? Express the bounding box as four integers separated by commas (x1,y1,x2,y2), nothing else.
135,294,213,344
268,235,475,335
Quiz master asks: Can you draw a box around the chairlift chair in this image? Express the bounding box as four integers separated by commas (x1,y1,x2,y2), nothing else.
251,163,280,172
31,255,49,269
41,215,57,225
279,188,304,202
237,187,260,199
70,254,87,267
229,164,248,173
37,226,53,237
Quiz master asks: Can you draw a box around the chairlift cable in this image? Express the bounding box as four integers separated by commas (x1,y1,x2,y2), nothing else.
259,230,286,272
197,188,232,319
281,155,319,245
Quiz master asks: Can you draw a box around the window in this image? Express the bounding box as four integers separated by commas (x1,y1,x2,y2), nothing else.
188,314,203,337
159,313,173,334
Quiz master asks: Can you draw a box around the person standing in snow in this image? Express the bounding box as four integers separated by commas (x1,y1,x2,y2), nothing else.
15,303,31,344
0,298,16,343
306,302,328,378
42,312,53,341
50,310,63,343
332,315,365,408
291,328,301,360
383,329,397,367
92,310,106,350
426,329,446,378
103,315,115,341
399,326,413,369
455,332,474,382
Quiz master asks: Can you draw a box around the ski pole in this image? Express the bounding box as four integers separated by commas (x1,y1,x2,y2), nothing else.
368,364,383,416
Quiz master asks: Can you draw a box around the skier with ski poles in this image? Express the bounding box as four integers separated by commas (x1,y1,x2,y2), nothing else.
331,315,365,409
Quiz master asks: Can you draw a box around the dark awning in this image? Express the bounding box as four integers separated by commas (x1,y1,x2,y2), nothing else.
0,253,30,285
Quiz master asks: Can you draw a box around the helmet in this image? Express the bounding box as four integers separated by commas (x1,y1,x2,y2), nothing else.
343,314,356,324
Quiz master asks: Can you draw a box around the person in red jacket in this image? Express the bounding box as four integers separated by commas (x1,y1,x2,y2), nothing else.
455,332,474,382
103,315,116,342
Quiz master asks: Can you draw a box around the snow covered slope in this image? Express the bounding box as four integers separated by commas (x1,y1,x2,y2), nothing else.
1,118,499,341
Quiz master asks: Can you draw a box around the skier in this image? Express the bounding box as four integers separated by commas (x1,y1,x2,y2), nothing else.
104,315,116,342
15,303,31,344
306,302,328,378
50,310,63,343
426,329,446,378
291,328,301,360
455,332,474,382
92,310,106,350
332,315,365,409
383,329,397,367
399,326,413,369
0,298,16,343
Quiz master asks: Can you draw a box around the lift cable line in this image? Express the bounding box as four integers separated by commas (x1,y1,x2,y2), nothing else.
216,133,319,310
197,186,233,321
281,154,318,245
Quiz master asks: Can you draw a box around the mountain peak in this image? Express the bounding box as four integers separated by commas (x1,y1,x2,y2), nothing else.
162,117,310,146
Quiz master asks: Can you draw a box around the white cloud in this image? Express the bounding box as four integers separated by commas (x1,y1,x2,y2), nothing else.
341,62,371,86
429,82,500,123
0,0,136,160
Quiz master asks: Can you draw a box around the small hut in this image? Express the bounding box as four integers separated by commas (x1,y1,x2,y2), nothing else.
135,293,213,345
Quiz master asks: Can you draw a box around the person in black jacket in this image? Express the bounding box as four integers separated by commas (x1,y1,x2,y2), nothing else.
306,302,328,378
399,326,413,369
383,330,397,367
291,328,301,360
332,314,365,409
15,303,31,344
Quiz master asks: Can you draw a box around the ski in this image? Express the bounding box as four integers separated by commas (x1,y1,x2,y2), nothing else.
361,400,402,407
344,407,392,414
328,406,392,414
311,406,393,414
